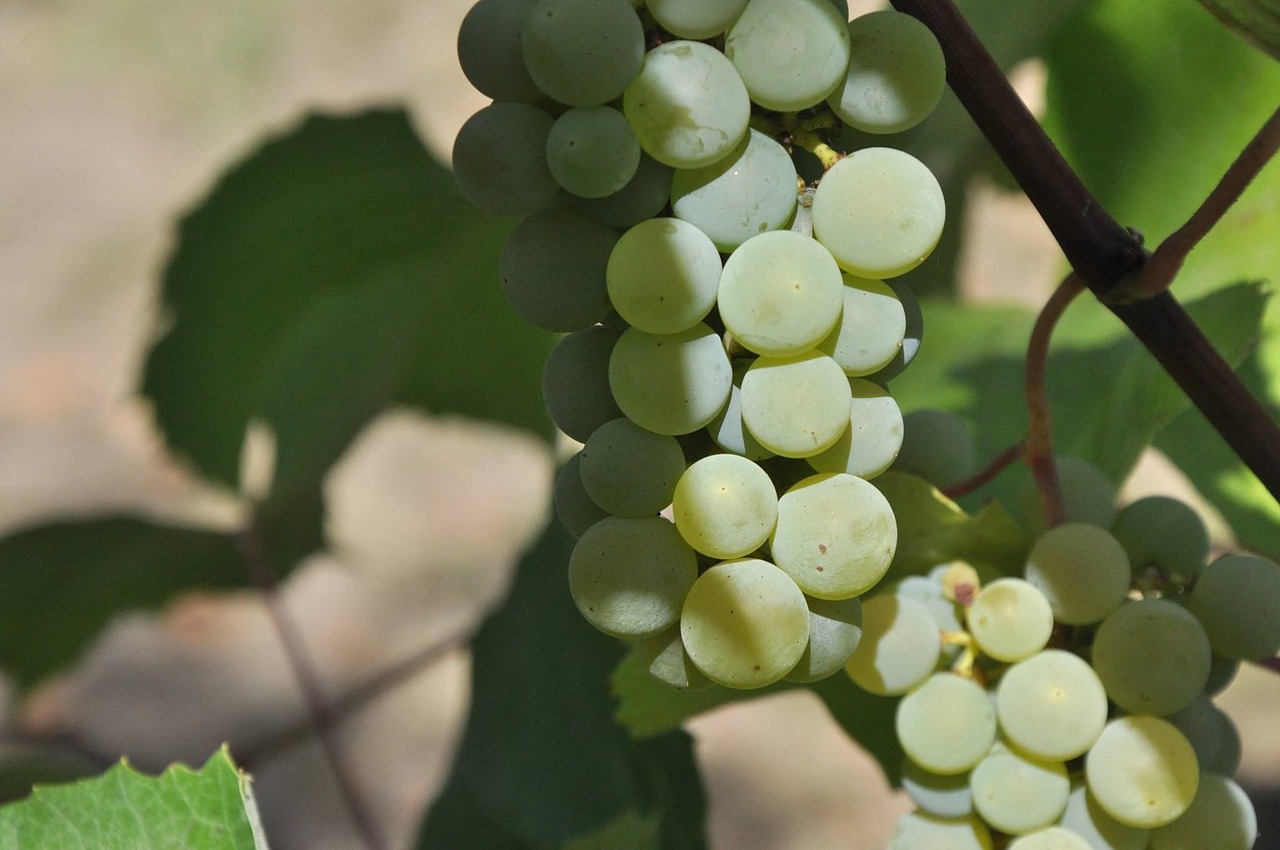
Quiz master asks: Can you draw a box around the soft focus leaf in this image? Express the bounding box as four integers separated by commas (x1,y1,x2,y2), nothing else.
1198,0,1280,63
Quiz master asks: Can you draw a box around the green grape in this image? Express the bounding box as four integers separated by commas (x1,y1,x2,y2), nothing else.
624,41,751,168
724,0,852,112
1006,827,1092,850
606,217,722,335
554,452,608,538
1085,716,1200,829
546,106,641,199
845,594,940,695
646,0,749,38
1018,456,1118,532
707,362,776,461
740,352,851,458
569,154,674,229
542,326,623,442
1058,783,1151,850
636,625,713,690
499,203,617,332
1091,599,1211,716
456,0,542,102
901,760,974,819
522,0,645,106
970,744,1070,835
670,129,799,252
1208,713,1241,776
893,575,965,634
786,594,864,682
996,650,1108,761
817,275,907,376
892,408,975,486
1186,553,1280,660
1205,654,1240,696
568,516,698,638
827,10,946,134
1167,694,1226,769
866,277,923,383
888,812,993,850
1110,496,1209,579
811,147,945,279
680,558,810,689
897,673,996,775
1024,523,1131,626
608,323,733,436
579,418,686,517
718,230,845,356
771,472,896,599
806,377,903,479
672,453,778,559
452,102,560,217
1150,773,1257,850
965,577,1053,663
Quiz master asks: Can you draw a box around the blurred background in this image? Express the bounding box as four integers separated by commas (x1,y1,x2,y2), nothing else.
1,0,1278,847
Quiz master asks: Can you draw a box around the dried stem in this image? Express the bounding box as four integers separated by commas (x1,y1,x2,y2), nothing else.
941,440,1026,500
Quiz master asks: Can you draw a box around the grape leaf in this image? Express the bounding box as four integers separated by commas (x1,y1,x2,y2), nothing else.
1198,0,1280,60
0,747,266,850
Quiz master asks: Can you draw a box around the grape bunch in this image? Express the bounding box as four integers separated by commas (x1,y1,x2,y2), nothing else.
862,463,1278,850
453,0,949,690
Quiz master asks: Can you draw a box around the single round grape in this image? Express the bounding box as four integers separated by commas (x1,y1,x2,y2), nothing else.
892,408,975,485
499,203,617,332
893,574,965,635
866,277,923,382
456,0,542,102
786,594,863,683
1205,653,1240,697
546,106,641,199
724,0,852,112
636,625,713,690
579,418,686,517
897,673,996,775
606,217,721,335
1091,599,1211,716
1085,716,1200,829
707,363,776,461
718,230,845,356
569,516,698,638
901,760,973,819
542,326,623,442
970,745,1070,835
608,323,732,436
1024,523,1131,626
670,129,799,251
1006,828,1092,850
996,649,1108,761
673,454,778,559
741,352,851,458
522,0,645,106
1110,496,1210,579
681,558,810,689
624,41,751,168
888,812,993,850
569,154,675,228
646,0,749,39
1150,773,1257,850
554,452,608,538
1208,714,1242,776
806,377,903,479
1058,783,1151,850
827,9,946,134
817,275,907,376
1167,694,1227,769
771,472,897,600
845,594,940,696
812,147,945,279
1186,553,1280,660
965,578,1054,663
1018,456,1118,532
452,102,560,217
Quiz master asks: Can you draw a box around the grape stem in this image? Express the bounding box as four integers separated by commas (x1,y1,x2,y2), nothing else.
941,439,1026,500
782,111,842,170
889,0,1280,510
1025,273,1086,529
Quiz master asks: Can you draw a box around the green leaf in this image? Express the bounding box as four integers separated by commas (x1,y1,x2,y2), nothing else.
1199,0,1280,63
0,747,266,850
0,519,240,686
560,808,661,850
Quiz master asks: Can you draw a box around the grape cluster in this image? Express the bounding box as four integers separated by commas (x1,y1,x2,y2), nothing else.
453,0,949,690
866,464,1277,850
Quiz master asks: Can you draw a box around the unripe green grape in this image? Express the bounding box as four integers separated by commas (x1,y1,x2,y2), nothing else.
636,625,713,690
456,0,542,102
1085,716,1199,829
546,106,641,199
608,323,732,436
996,649,1108,761
672,454,778,559
896,673,996,775
1186,553,1280,660
741,352,851,459
1110,495,1209,579
965,578,1054,663
606,217,721,335
541,325,623,442
1149,773,1257,850
805,377,903,480
554,453,608,538
1091,599,1211,716
452,102,560,217
827,9,946,134
1023,523,1131,626
569,153,674,229
866,277,923,383
1167,694,1227,769
845,594,940,695
901,760,973,819
817,275,907,377
888,812,993,850
892,408,975,485
724,0,852,112
579,418,686,517
1204,654,1240,696
646,0,750,39
1058,783,1150,850
970,744,1070,835
707,363,776,461
1208,713,1242,776
522,0,645,106
786,594,864,683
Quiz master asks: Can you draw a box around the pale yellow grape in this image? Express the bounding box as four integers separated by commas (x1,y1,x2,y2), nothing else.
1006,828,1092,850
717,230,845,356
1085,716,1199,829
608,323,732,436
888,812,993,850
1024,523,1131,626
845,594,940,695
1149,773,1257,850
812,147,945,278
970,745,1070,835
636,625,713,690
606,217,722,334
707,363,776,460
672,454,778,559
569,516,698,639
817,274,907,375
806,377,903,479
771,472,896,599
896,673,996,775
966,577,1054,662
740,352,851,458
724,0,852,112
996,649,1108,761
680,558,810,689
786,594,863,683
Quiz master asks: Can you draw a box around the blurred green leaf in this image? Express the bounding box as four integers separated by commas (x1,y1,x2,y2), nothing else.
0,747,265,850
1198,0,1280,60
0,519,240,686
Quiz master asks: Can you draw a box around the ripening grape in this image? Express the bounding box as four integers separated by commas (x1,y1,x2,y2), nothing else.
1023,523,1131,626
969,744,1070,835
724,0,852,112
888,812,993,850
608,323,733,436
606,217,722,335
996,650,1108,761
672,453,778,559
965,578,1054,663
896,673,996,775
785,594,864,683
845,594,940,695
827,9,947,134
1085,716,1200,829
521,0,645,106
578,418,686,517
1090,599,1211,716
1185,553,1280,660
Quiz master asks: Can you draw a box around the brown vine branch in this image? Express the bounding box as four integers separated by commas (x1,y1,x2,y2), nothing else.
236,528,387,850
941,440,1026,500
890,0,1280,508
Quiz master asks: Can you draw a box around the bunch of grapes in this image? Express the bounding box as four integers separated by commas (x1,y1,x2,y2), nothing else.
453,0,949,690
